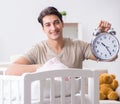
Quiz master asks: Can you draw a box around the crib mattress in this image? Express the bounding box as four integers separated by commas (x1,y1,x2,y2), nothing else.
100,100,120,104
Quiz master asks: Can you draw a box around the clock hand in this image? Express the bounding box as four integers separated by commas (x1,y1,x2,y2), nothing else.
101,42,111,55
101,42,109,48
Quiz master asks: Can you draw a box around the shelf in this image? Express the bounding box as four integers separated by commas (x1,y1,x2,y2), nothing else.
63,22,82,39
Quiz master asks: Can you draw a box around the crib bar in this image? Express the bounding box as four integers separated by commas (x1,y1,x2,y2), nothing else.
23,77,31,104
16,80,21,102
61,77,65,104
8,80,12,104
88,70,100,104
0,80,4,104
40,80,44,104
81,76,86,104
50,78,55,104
71,77,75,104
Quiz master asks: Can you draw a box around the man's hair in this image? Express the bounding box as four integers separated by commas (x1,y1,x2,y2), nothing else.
38,6,63,26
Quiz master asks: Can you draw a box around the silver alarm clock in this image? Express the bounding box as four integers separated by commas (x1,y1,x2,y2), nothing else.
91,28,119,61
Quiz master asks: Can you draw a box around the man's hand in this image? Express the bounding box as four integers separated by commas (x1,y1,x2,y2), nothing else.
98,20,111,32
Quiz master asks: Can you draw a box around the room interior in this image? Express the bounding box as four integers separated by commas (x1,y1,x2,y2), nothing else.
0,0,120,103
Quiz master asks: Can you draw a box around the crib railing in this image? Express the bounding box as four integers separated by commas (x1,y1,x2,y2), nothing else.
0,75,22,104
0,67,101,104
22,68,100,104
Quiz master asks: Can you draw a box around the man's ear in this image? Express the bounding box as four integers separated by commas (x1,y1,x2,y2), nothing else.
42,26,45,31
42,26,46,34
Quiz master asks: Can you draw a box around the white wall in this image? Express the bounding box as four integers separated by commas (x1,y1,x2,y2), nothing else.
0,0,120,80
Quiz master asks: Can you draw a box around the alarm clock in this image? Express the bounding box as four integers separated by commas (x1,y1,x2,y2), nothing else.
91,28,119,61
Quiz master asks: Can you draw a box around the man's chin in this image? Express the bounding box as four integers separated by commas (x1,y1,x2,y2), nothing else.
50,37,61,40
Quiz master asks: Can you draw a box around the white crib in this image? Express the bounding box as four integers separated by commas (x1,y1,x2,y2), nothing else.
0,68,101,104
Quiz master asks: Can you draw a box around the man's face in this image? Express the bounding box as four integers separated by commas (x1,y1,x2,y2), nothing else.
42,15,64,40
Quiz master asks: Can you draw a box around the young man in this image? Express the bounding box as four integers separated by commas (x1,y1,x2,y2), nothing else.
6,6,112,76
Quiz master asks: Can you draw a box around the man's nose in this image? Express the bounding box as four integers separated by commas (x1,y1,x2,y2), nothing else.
50,24,56,30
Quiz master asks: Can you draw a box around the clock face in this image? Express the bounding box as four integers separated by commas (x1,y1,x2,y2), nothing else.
91,33,119,61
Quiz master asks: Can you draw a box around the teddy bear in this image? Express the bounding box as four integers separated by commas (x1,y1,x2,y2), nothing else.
99,73,119,100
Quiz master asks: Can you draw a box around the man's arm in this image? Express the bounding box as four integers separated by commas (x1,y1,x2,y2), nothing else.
6,56,42,76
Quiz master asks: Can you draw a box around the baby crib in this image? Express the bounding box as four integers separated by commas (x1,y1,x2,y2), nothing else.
0,68,100,104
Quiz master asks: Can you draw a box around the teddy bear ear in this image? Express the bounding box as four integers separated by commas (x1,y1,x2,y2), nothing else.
100,73,107,77
110,74,116,79
99,73,109,84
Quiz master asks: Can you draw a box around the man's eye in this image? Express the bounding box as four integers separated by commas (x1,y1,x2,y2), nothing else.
44,24,50,27
54,21,60,25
